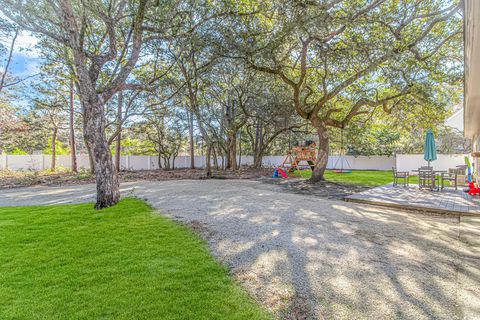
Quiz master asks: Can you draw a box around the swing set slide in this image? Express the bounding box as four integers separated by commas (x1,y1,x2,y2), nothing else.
272,168,289,178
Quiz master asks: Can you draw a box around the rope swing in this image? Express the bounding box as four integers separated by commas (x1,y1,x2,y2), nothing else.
332,126,352,173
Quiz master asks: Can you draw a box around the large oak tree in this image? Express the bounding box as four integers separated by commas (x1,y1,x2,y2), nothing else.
0,0,163,208
227,0,463,181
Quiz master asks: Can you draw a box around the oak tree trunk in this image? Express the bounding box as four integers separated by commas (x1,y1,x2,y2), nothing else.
158,150,162,169
192,111,212,177
51,127,57,171
252,121,264,168
205,144,212,177
309,123,329,183
82,107,95,175
163,157,170,170
83,100,120,209
115,92,123,172
69,79,77,173
188,110,195,169
226,133,237,170
85,140,95,174
237,130,242,170
253,149,264,168
212,146,219,170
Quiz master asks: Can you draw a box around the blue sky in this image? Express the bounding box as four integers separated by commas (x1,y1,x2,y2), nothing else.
1,31,42,107
2,30,41,69
8,52,42,77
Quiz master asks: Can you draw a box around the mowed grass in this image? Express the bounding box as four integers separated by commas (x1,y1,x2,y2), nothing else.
0,198,271,320
293,169,420,187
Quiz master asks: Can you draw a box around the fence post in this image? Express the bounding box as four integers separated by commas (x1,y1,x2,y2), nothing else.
147,155,151,170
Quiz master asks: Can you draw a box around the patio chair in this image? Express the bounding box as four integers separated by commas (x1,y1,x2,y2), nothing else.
418,167,437,190
455,165,468,186
392,167,409,187
441,168,458,190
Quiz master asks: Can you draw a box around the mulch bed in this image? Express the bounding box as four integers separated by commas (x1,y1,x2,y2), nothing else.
0,168,367,201
259,177,371,200
0,168,273,189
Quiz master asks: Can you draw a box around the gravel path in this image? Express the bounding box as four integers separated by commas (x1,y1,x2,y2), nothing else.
0,180,478,319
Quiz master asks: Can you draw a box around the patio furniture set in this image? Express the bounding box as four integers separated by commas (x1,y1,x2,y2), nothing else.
392,166,467,191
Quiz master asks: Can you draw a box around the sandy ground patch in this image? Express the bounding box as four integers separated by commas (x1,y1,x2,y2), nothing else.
0,180,478,319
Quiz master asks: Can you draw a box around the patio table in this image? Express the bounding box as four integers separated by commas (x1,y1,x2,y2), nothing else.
411,170,447,191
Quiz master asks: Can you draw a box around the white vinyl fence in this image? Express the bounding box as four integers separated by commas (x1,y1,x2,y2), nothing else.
327,156,395,170
395,154,469,172
0,153,469,172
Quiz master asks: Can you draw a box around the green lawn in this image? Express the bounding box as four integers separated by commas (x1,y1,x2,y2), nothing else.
293,169,419,187
0,199,271,320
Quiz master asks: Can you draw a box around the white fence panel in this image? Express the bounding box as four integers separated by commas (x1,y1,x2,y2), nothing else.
128,156,150,171
5,155,45,170
173,156,189,169
0,154,5,170
57,155,72,168
77,155,91,169
239,156,254,166
150,156,160,170
262,156,285,167
343,156,393,170
215,156,226,168
396,154,469,173
1,153,468,172
327,156,395,170
119,156,128,170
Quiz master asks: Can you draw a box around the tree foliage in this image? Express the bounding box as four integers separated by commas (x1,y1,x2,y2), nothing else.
0,0,465,200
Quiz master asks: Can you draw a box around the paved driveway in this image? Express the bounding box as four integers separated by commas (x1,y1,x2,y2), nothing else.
0,180,478,319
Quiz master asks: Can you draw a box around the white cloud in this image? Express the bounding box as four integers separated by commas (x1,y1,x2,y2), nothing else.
12,31,41,58
1,30,41,58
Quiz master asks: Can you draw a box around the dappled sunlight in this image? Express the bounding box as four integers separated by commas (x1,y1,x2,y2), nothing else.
217,239,257,258
0,179,477,319
388,240,425,261
295,208,329,220
294,236,318,247
237,249,296,312
0,185,97,206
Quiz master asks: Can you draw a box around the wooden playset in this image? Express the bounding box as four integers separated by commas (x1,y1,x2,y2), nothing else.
281,141,317,173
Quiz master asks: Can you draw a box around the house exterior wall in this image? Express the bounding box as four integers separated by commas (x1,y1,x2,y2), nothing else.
464,0,480,138
464,0,480,182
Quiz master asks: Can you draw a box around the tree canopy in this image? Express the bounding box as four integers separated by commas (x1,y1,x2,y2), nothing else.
0,0,464,207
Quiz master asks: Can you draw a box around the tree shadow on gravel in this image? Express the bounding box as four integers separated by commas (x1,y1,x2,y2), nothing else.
132,180,477,320
1,180,475,319
258,177,370,201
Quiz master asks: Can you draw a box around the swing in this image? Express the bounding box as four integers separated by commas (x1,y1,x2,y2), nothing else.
332,126,352,173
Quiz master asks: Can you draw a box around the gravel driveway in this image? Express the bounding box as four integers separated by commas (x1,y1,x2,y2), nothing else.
0,179,478,319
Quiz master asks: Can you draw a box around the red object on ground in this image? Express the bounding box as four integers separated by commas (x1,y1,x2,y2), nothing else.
468,182,480,196
277,168,288,178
